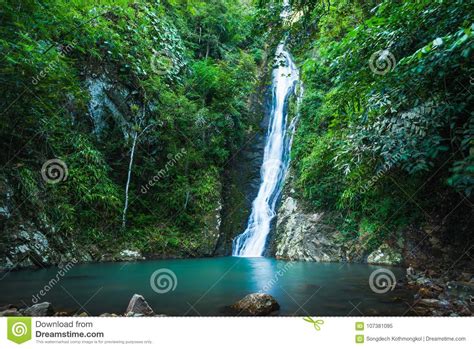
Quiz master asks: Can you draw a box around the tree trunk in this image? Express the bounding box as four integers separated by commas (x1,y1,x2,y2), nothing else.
122,130,138,229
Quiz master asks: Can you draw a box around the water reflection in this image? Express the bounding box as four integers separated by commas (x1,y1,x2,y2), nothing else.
247,257,278,294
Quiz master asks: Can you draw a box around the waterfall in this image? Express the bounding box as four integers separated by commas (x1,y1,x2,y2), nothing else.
232,34,302,257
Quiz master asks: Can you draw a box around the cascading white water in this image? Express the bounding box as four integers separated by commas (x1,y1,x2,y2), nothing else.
232,38,301,257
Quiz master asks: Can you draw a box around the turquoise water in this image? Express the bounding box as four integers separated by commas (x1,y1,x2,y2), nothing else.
0,257,413,316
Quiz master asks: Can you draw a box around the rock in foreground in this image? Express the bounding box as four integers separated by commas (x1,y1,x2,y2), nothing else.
0,305,22,317
22,302,54,316
125,294,155,316
231,293,280,316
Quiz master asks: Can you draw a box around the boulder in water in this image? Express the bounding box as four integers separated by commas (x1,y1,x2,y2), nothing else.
231,293,280,315
125,294,155,316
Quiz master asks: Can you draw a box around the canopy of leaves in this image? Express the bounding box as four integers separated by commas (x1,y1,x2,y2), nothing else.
0,0,262,255
290,0,473,246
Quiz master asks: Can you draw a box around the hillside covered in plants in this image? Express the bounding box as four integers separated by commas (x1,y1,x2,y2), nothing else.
0,0,267,266
272,0,473,271
0,0,472,274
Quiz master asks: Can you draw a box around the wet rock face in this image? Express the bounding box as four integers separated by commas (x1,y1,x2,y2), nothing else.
0,176,93,272
197,199,223,256
1,222,93,272
11,228,51,265
231,293,280,316
274,196,343,262
86,75,132,139
215,132,267,256
367,243,403,266
272,174,405,265
0,223,57,271
214,57,271,256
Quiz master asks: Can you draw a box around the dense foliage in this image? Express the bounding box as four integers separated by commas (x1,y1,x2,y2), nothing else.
1,0,472,260
288,0,473,248
0,0,263,256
